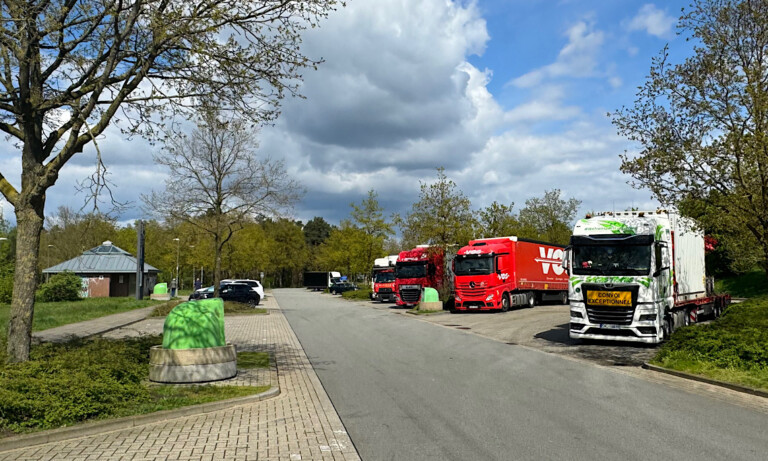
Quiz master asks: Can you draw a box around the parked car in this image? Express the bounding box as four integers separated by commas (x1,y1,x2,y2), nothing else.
220,279,265,299
189,283,261,305
329,281,359,295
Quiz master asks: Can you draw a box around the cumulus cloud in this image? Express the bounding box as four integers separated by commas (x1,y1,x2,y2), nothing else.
628,4,676,38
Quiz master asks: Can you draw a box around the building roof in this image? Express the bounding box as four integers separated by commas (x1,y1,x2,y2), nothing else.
43,241,160,274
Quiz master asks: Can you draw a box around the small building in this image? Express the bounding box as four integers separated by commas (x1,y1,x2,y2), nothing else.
43,241,160,298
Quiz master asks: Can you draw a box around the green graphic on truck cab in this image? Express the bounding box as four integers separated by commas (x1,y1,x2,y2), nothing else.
570,276,650,287
598,220,636,235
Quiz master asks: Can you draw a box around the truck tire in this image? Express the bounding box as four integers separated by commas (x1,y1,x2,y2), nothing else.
501,294,510,312
560,291,568,305
527,292,536,308
662,310,673,341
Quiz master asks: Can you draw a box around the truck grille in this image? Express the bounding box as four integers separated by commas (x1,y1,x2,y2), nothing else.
378,287,393,294
586,307,635,325
399,288,421,303
455,283,484,297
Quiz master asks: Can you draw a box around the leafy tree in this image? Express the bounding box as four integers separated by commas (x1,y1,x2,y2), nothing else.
42,207,118,271
350,190,393,279
477,201,519,238
144,111,302,294
261,219,309,288
304,217,333,247
612,0,768,279
315,222,367,279
398,168,476,249
0,0,339,362
518,189,580,245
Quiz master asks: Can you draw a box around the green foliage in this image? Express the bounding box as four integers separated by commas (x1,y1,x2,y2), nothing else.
0,266,12,304
477,201,519,237
652,296,768,390
517,189,580,245
341,288,373,300
398,167,476,249
36,271,82,302
0,336,269,433
304,217,333,247
612,0,768,277
715,270,768,298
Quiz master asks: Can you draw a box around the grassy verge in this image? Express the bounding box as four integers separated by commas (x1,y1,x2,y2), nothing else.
0,336,270,435
651,296,768,391
0,297,164,341
150,300,267,317
341,288,372,300
715,269,768,298
407,308,446,315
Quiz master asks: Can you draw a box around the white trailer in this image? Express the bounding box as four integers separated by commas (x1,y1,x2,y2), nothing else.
563,210,730,344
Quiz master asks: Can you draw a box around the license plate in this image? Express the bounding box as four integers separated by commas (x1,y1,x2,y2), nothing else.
586,291,632,307
401,285,420,290
599,324,621,330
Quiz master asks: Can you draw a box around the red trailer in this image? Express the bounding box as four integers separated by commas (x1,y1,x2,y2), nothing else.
394,246,444,307
453,236,568,312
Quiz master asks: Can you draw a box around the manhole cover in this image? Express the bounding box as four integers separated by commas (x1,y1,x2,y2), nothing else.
443,324,461,327
456,327,471,330
613,362,631,367
506,342,517,345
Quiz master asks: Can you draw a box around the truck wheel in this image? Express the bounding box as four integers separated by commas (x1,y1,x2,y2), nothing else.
662,311,673,341
560,292,568,305
501,294,510,312
683,308,692,327
527,293,536,308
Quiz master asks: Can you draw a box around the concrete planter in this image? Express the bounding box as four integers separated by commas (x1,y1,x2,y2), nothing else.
419,301,443,311
149,344,237,383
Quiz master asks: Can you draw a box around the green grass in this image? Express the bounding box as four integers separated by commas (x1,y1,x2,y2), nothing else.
407,308,446,315
237,351,270,369
0,297,164,341
0,336,270,435
651,296,768,391
715,269,768,298
150,300,267,317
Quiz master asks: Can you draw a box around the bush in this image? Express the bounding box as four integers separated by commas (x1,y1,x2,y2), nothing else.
341,288,373,300
652,296,768,389
0,336,158,431
37,271,82,302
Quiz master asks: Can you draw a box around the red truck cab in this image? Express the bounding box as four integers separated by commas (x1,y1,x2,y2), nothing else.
373,269,396,302
394,246,444,307
453,237,567,312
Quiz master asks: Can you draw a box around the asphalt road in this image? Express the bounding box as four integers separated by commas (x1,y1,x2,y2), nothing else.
276,288,768,461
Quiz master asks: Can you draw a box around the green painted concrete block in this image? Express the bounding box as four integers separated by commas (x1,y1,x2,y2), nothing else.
153,283,168,295
162,299,226,349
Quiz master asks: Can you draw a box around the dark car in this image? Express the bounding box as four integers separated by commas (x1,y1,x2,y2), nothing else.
189,283,261,305
329,281,358,295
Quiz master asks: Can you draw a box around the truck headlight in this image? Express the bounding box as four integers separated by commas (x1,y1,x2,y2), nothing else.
486,294,494,301
455,296,462,302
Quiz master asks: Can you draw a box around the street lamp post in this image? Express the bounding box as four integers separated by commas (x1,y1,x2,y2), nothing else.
173,238,180,293
46,244,54,282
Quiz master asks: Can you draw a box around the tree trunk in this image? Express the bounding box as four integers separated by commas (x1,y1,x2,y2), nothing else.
7,202,44,362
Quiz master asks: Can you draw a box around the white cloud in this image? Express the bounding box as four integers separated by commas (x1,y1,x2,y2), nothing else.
628,4,676,38
511,21,605,88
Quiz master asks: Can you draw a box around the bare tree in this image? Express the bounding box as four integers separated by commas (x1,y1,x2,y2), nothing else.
0,0,339,362
144,111,302,294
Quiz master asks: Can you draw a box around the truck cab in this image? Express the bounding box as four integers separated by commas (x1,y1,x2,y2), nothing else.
394,246,443,307
373,269,396,302
565,211,727,344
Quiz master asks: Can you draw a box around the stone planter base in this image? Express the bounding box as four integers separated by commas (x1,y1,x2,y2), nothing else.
150,293,171,301
419,301,443,311
149,344,237,383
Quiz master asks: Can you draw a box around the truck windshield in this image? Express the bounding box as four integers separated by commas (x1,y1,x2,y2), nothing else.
375,272,395,283
572,244,652,276
395,262,426,278
454,255,493,276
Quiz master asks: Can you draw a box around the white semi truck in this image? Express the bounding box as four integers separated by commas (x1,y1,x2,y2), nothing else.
563,210,730,344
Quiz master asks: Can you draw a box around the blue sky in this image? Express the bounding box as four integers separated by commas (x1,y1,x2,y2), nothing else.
1,0,695,230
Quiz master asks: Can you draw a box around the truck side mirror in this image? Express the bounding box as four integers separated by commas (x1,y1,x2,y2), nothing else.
562,246,572,275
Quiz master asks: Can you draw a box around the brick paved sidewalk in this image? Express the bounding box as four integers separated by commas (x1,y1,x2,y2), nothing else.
3,296,360,460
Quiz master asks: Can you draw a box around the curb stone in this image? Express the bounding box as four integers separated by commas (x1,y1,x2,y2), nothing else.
0,379,279,453
642,363,768,399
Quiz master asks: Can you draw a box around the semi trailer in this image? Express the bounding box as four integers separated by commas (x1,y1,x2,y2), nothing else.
564,210,730,344
453,236,569,312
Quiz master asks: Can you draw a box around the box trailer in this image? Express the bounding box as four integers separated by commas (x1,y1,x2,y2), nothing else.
564,210,730,343
453,237,568,312
303,271,342,290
